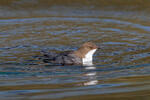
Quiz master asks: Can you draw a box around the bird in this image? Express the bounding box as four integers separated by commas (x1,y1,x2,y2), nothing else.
42,42,98,66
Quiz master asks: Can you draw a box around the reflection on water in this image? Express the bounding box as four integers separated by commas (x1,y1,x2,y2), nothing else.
1,0,150,100
84,66,98,86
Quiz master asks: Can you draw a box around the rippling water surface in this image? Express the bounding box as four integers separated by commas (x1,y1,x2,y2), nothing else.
1,0,150,100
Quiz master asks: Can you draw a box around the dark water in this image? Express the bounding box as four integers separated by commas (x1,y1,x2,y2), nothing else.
1,0,150,100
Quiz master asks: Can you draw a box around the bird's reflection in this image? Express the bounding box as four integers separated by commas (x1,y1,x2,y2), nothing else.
85,66,96,70
83,66,98,86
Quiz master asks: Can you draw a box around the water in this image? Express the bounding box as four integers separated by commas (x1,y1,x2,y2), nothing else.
1,0,150,100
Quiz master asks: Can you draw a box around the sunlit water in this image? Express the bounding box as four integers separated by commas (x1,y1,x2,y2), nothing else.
1,1,150,100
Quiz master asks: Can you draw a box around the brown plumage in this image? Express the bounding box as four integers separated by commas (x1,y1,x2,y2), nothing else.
74,42,98,58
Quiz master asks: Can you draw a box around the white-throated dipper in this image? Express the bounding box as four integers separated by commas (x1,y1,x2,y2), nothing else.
42,42,98,66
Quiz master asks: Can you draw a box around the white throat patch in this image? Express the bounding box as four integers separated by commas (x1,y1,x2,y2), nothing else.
82,49,97,66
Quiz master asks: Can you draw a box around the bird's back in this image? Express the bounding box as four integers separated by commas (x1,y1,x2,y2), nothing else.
42,51,82,65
